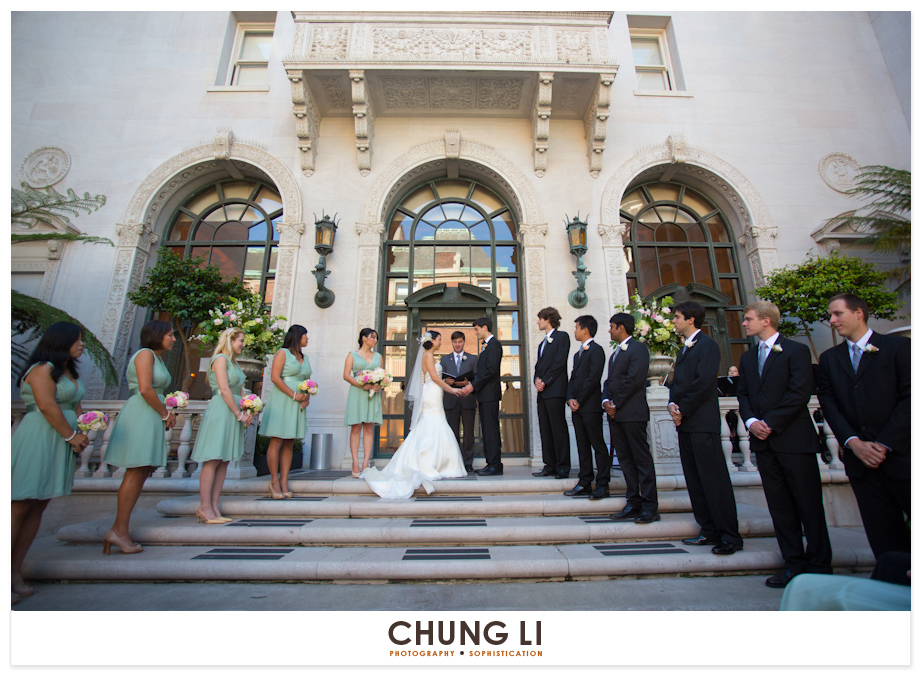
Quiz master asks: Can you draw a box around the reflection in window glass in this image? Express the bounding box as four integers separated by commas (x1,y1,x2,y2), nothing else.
432,180,471,200
491,212,514,239
495,246,516,273
469,220,491,241
497,277,518,304
413,220,436,240
401,185,435,213
390,211,412,240
471,186,503,214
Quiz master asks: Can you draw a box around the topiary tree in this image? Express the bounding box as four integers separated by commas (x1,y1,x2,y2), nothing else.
755,251,902,360
128,248,248,389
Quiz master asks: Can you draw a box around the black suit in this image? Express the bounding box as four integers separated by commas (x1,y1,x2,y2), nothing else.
567,340,610,490
669,332,741,545
817,330,910,557
534,329,571,476
441,350,478,470
603,338,656,511
470,335,503,470
737,335,832,573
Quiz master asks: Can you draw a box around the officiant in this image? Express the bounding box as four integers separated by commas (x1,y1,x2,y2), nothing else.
441,331,479,474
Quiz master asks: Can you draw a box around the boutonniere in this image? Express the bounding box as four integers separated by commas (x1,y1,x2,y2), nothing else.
684,338,696,348
582,344,589,351
461,355,467,361
771,344,783,353
546,336,553,344
620,342,629,351
864,344,879,353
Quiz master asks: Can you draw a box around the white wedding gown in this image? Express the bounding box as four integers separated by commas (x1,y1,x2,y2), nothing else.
362,363,467,499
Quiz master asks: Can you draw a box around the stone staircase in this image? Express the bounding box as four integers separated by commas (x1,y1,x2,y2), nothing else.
25,467,876,584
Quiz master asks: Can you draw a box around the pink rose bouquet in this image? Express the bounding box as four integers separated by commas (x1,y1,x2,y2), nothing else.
356,367,392,398
239,394,264,414
164,391,189,409
298,379,319,396
77,411,109,432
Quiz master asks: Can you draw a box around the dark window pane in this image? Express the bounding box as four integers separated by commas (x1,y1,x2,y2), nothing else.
627,277,638,297
215,221,248,241
268,247,278,274
658,247,693,286
264,278,274,304
412,246,435,283
169,215,192,242
193,221,218,241
707,215,730,243
209,247,245,279
686,222,706,243
637,247,660,293
720,278,741,303
190,246,210,264
730,343,749,371
390,211,412,240
382,382,405,415
500,344,520,377
379,416,404,454
656,222,686,242
690,248,714,286
500,416,525,454
714,248,735,274
726,311,744,340
635,223,654,242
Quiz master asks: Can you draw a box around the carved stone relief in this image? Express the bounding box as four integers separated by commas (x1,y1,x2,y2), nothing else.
19,146,71,188
554,30,592,63
819,152,860,194
317,76,351,110
310,26,350,60
531,73,553,178
288,70,322,177
478,78,523,110
351,70,375,175
430,78,476,109
583,74,614,178
381,78,429,109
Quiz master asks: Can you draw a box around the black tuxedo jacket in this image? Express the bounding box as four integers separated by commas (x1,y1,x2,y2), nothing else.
440,351,478,411
471,336,503,403
737,335,819,454
534,330,570,399
566,341,605,413
669,332,721,433
817,331,910,478
602,338,650,423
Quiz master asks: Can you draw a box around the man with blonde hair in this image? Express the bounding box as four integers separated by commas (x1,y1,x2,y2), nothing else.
737,300,831,588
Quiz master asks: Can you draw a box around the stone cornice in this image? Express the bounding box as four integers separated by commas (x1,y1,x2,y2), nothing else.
290,12,613,28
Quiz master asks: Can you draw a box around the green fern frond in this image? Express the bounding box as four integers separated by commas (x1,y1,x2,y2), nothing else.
11,183,106,229
11,232,114,246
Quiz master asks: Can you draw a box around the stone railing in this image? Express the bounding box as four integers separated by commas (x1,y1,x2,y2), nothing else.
11,399,258,480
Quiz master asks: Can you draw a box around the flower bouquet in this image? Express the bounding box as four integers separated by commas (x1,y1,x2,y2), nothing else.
615,292,683,357
77,411,108,433
356,367,392,398
193,291,287,361
298,379,319,396
164,391,189,410
239,394,264,414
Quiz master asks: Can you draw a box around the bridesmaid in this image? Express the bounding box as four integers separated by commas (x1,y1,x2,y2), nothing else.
12,322,89,605
102,320,177,554
342,328,383,478
191,328,252,523
260,324,311,499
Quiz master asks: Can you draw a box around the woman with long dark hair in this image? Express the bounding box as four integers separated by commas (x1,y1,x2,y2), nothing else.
101,320,177,554
343,328,383,478
12,322,88,605
260,324,312,498
191,328,252,523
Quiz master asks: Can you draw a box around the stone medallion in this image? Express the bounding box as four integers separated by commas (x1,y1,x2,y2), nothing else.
819,152,860,194
20,146,71,188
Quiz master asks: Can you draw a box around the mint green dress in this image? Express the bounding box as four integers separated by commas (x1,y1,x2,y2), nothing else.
12,363,85,501
343,350,383,426
191,354,246,463
103,348,171,468
260,348,312,440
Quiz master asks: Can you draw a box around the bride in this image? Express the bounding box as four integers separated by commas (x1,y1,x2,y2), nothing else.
362,331,467,499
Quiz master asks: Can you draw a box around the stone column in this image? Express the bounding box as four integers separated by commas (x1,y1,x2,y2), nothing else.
517,222,548,468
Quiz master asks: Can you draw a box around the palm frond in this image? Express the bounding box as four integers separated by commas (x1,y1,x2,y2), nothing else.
11,290,118,385
11,183,107,229
11,232,114,246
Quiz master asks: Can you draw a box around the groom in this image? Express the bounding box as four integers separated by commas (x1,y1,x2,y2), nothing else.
460,317,503,475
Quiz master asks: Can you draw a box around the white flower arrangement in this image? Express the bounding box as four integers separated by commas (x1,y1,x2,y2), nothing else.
418,332,433,345
864,344,879,353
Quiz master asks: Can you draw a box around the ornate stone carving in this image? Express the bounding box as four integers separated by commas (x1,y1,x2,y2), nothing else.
19,146,70,188
317,76,351,110
350,70,375,175
291,21,308,59
381,78,429,109
444,129,461,160
531,73,553,177
372,28,479,61
46,240,61,260
516,222,548,248
554,78,586,114
310,26,350,60
583,73,614,178
430,77,476,109
272,247,297,319
115,222,159,251
275,221,305,247
667,134,687,164
479,30,533,60
355,221,385,246
597,223,627,248
554,30,592,63
355,246,381,338
819,152,860,194
477,79,524,109
212,130,233,160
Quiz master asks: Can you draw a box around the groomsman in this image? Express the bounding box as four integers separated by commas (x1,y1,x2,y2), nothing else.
441,331,478,474
564,315,610,500
737,301,832,587
604,313,658,523
669,300,742,555
817,293,910,558
532,307,571,479
461,318,503,476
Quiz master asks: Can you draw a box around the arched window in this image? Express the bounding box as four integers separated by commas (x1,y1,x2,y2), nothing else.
379,178,525,457
164,178,282,305
620,181,748,369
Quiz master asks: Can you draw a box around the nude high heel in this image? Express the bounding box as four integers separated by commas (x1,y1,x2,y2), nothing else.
269,483,284,499
195,509,224,525
103,530,143,554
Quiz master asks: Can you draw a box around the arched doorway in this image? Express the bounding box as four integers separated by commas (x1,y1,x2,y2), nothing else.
620,181,748,371
377,177,526,459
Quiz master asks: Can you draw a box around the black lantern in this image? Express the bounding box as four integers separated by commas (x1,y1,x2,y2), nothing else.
565,214,590,308
313,213,338,308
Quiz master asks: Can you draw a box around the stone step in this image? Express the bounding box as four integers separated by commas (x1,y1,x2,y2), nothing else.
56,506,776,548
154,492,695,519
24,527,875,583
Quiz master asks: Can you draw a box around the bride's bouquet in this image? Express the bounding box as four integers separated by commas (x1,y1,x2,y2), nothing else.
298,379,319,396
356,367,392,398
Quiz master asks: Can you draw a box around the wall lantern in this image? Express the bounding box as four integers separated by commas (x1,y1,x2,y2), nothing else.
313,212,338,308
565,213,590,309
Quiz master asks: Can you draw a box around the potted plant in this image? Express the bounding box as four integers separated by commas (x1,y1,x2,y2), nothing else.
615,292,682,384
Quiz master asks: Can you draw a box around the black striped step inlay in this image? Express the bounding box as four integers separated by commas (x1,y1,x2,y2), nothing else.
288,470,352,480
410,519,487,527
593,543,687,557
414,496,483,502
579,515,618,523
226,519,313,527
402,547,491,561
192,547,295,560
255,496,327,501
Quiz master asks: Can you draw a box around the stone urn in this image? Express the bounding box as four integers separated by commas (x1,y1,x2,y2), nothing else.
237,357,266,383
647,352,675,386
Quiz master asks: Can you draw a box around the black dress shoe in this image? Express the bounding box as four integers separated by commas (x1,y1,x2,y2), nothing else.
682,534,720,546
532,468,555,477
475,466,503,476
608,506,640,520
634,510,661,524
564,484,593,497
588,489,610,500
765,568,799,588
711,541,743,555
554,473,570,479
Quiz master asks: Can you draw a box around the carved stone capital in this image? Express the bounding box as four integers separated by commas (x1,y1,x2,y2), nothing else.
597,222,627,247
115,222,159,252
276,221,305,246
517,222,548,247
355,221,386,246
